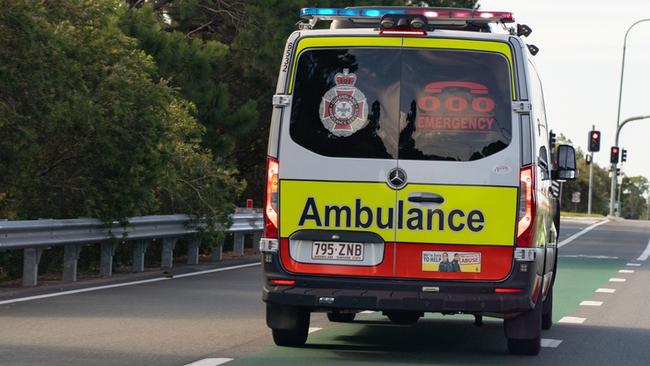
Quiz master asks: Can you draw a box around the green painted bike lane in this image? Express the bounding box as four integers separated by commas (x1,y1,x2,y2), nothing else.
231,256,625,366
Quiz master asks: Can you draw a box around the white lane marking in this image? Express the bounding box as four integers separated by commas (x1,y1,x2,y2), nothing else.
360,310,375,314
637,236,650,261
580,301,603,306
558,316,586,324
609,278,626,282
541,339,563,348
0,262,261,306
559,254,619,259
172,262,261,279
627,263,641,267
558,219,610,248
619,269,635,274
308,327,322,334
596,288,616,293
184,358,233,366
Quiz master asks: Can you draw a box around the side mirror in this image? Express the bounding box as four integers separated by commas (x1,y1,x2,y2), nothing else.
552,144,577,181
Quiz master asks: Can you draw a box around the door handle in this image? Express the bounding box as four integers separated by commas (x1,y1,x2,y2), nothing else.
407,192,445,204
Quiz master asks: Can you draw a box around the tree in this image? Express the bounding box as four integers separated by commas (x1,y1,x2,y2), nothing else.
620,175,649,220
124,0,479,204
0,0,242,222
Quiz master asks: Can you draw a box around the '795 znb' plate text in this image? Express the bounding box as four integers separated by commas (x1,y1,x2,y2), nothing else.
311,241,364,261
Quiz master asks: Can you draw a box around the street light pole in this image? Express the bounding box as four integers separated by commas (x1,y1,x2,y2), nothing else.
610,18,650,216
609,115,650,215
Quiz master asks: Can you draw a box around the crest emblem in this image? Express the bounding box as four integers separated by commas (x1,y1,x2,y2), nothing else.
319,69,368,137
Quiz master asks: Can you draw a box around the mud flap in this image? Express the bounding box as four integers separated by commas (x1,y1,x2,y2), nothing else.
504,297,542,339
267,303,310,330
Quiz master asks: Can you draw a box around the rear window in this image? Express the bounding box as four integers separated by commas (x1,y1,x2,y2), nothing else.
289,47,512,161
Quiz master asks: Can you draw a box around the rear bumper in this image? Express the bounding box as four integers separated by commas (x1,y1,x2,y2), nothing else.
262,252,539,314
264,284,532,313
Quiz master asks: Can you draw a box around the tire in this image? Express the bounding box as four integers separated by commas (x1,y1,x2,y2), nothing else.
270,308,310,347
504,296,542,355
386,311,421,325
508,337,541,356
542,286,553,330
327,311,356,323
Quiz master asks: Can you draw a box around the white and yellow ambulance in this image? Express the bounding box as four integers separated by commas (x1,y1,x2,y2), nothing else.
259,6,577,355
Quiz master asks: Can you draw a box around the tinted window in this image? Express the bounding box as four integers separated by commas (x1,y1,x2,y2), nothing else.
290,49,401,159
399,49,512,161
289,47,512,161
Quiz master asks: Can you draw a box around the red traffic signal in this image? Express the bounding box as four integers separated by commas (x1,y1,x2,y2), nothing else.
588,130,601,152
610,146,620,163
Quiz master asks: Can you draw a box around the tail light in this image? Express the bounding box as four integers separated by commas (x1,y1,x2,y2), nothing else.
516,166,535,247
264,157,279,239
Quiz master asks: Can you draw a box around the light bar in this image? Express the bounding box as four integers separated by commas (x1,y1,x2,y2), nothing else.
300,7,514,23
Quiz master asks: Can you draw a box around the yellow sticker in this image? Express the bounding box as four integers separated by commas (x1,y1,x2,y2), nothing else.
280,180,517,246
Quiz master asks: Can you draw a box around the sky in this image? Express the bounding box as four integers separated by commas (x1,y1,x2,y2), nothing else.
480,0,650,181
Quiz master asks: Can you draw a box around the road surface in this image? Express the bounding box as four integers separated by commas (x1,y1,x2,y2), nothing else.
1,217,649,366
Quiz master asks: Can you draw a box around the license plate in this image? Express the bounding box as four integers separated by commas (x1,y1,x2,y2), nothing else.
311,241,364,261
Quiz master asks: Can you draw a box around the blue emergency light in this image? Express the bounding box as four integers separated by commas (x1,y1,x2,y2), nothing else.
299,7,514,23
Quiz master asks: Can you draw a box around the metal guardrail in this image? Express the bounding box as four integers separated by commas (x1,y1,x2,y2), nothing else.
0,210,263,287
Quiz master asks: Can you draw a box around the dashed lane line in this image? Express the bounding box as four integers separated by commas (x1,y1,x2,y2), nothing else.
558,316,586,324
596,288,616,293
541,339,563,348
183,358,233,366
626,263,641,267
308,327,323,334
557,219,610,248
618,269,635,274
360,310,375,314
609,278,626,282
637,236,650,261
0,262,261,306
580,301,603,307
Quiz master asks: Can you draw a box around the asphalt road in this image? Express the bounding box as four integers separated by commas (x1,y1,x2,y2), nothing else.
1,217,649,366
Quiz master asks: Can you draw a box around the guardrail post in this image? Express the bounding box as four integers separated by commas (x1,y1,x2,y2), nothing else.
22,248,44,287
187,236,201,265
100,241,116,277
132,239,148,273
161,238,177,269
63,244,82,282
252,232,262,253
233,233,245,256
212,236,224,262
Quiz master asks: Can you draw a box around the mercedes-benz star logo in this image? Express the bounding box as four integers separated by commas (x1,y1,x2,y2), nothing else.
387,167,407,190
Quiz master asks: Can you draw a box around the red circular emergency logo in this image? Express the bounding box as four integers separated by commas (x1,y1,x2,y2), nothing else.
319,69,368,137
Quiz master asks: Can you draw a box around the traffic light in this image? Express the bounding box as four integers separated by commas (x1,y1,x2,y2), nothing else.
588,130,601,152
621,149,628,162
549,131,556,150
610,146,620,164
616,168,621,176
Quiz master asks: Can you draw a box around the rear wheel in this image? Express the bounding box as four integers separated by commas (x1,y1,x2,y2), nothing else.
542,286,553,330
507,337,541,355
504,296,542,355
268,305,310,347
386,311,421,325
327,311,356,323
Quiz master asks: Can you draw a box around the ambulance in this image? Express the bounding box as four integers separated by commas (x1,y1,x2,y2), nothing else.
259,6,577,356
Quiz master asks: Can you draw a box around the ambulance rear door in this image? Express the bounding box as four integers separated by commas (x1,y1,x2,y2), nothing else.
392,38,520,281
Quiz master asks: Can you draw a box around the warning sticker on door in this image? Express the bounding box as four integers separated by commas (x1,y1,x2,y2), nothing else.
422,251,481,273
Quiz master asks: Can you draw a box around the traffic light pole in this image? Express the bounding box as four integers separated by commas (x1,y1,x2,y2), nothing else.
588,125,595,215
587,152,594,215
609,116,650,216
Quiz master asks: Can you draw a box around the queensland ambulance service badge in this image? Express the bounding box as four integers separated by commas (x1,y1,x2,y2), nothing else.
319,69,368,137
